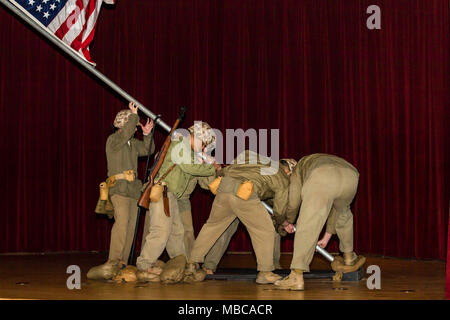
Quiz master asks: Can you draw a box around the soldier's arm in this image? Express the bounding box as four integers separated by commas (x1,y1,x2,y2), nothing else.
107,114,139,151
272,188,289,225
285,170,302,224
197,175,216,190
325,208,337,235
178,163,216,177
132,135,155,157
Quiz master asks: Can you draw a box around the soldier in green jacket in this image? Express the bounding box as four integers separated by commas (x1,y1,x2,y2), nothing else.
185,151,292,284
136,122,219,282
87,102,155,280
274,153,363,291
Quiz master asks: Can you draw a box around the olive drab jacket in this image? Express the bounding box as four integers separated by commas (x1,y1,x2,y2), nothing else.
177,175,216,213
155,137,216,198
106,113,155,200
219,150,290,222
285,153,359,225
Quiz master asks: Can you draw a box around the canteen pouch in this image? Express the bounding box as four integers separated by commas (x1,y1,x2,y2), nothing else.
208,176,222,195
236,180,253,200
150,183,164,203
95,182,114,218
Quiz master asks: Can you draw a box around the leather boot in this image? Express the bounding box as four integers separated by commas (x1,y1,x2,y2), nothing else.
256,271,282,284
274,270,304,291
343,252,357,266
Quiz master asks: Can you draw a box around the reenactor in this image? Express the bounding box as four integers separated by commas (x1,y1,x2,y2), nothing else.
274,153,365,290
185,151,295,284
136,122,220,282
88,102,154,280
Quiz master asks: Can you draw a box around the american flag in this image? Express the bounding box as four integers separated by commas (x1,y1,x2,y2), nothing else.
9,0,115,64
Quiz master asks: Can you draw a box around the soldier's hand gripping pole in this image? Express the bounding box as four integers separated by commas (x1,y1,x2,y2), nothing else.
261,201,335,262
127,115,161,266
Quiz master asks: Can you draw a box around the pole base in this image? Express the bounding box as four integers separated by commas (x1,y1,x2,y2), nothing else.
205,268,364,282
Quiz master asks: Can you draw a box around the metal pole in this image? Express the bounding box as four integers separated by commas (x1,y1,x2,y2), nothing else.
1,0,171,133
261,201,335,262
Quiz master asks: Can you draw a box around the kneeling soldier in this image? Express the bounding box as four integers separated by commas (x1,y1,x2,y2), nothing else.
136,122,219,282
275,153,364,291
185,151,293,284
88,102,154,280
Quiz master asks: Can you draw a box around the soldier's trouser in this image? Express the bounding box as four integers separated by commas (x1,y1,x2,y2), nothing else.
136,192,185,271
202,219,282,271
291,166,359,272
108,194,139,263
203,218,240,271
178,198,195,260
190,192,275,272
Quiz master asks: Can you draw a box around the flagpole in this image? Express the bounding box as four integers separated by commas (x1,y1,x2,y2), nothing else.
0,0,172,133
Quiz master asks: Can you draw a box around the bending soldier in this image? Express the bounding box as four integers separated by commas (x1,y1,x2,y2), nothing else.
185,151,294,284
275,153,365,291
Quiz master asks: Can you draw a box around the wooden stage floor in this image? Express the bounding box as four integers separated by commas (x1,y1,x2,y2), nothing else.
0,252,445,300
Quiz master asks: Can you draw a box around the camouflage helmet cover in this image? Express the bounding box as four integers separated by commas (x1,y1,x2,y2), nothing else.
113,109,132,128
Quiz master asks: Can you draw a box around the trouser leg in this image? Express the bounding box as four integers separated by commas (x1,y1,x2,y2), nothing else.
273,233,281,268
109,194,132,262
203,218,240,271
121,198,139,263
165,193,186,258
189,193,237,263
334,168,359,253
136,193,174,270
178,198,195,260
233,198,275,272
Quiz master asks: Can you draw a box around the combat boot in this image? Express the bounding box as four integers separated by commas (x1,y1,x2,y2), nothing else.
274,270,304,291
136,269,160,283
202,266,214,275
256,271,282,284
343,252,357,266
87,259,121,280
136,262,164,283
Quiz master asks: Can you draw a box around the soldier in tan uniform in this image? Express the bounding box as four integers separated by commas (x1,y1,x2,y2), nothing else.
87,102,155,280
274,153,364,290
185,152,293,284
136,122,220,282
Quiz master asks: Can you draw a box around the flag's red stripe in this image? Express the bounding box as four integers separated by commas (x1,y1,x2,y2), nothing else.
80,20,97,52
71,0,97,51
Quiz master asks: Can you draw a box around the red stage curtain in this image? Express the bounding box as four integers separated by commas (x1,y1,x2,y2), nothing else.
0,0,448,260
447,205,450,298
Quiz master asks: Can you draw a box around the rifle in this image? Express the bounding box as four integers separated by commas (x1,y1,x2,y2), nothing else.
127,114,160,265
128,107,186,265
138,107,186,209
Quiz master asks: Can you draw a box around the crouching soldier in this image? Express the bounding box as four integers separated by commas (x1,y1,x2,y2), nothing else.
200,158,298,274
87,102,155,280
185,151,293,284
274,153,365,291
135,122,220,283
